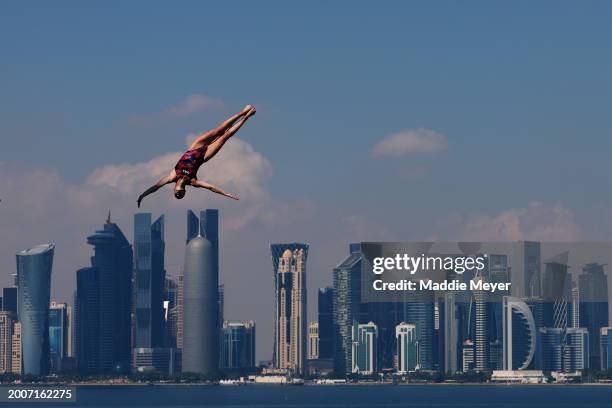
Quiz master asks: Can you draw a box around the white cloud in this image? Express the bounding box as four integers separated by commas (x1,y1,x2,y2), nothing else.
371,128,448,157
341,215,395,241
128,94,224,126
164,94,224,118
437,202,582,241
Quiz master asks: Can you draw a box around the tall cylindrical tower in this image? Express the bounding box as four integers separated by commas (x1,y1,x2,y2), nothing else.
16,243,54,376
182,236,218,374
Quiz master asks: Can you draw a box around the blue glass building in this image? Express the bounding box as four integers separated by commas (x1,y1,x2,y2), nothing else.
76,216,132,374
317,287,334,359
16,243,54,376
2,287,17,314
75,267,100,375
579,263,609,370
48,302,69,372
133,213,166,349
601,327,612,370
332,244,362,375
220,321,256,369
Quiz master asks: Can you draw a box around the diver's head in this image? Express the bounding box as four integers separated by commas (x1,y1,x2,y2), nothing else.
174,177,188,199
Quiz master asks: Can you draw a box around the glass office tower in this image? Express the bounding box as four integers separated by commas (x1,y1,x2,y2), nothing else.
48,302,69,372
317,287,334,359
332,244,362,375
77,216,133,374
220,321,256,369
133,213,166,349
16,243,54,376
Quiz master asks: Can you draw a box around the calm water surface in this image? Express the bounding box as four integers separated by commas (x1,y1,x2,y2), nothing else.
13,384,612,408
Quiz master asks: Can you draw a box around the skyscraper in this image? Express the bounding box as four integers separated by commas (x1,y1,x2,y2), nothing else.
332,244,362,375
16,243,54,376
600,327,612,370
219,321,256,369
396,322,417,374
489,254,508,342
76,216,133,374
579,263,609,369
352,322,377,374
218,284,225,330
48,302,69,372
317,287,334,360
403,292,435,371
473,276,489,371
133,213,166,350
512,241,541,298
164,277,179,348
308,322,319,360
565,327,589,371
75,267,99,375
2,288,17,314
182,209,219,375
444,291,459,373
271,243,308,374
571,285,580,329
173,266,184,350
11,322,21,374
537,327,564,372
503,296,537,370
0,311,16,373
462,339,475,372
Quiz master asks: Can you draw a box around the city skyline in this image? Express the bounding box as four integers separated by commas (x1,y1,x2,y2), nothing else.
3,215,612,380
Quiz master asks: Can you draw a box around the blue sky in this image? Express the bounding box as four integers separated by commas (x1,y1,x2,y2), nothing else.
2,2,612,358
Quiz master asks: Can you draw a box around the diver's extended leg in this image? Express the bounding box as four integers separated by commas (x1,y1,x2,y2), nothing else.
203,107,255,162
189,105,252,149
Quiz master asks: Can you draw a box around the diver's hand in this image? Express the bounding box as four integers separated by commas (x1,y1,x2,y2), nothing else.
226,192,240,201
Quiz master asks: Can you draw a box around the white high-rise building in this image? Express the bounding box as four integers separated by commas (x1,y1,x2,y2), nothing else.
11,322,21,374
503,296,537,370
0,312,16,373
395,322,417,374
308,322,319,360
272,244,308,374
352,322,377,375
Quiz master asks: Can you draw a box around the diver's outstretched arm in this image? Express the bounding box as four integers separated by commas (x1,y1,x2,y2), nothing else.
137,171,177,207
190,179,239,200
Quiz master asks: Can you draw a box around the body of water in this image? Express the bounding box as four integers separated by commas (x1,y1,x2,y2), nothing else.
12,384,612,408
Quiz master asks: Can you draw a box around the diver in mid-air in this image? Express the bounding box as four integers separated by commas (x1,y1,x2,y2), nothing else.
137,104,256,207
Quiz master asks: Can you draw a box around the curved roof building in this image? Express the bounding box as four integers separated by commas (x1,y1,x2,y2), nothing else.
503,296,536,370
16,243,54,375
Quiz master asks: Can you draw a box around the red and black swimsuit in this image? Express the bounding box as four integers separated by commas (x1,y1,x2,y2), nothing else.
175,146,207,180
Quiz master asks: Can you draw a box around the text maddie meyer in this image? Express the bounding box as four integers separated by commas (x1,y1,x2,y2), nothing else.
372,278,511,293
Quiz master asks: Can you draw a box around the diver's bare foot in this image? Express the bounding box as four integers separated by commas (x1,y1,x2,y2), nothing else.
243,105,253,114
246,106,256,118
